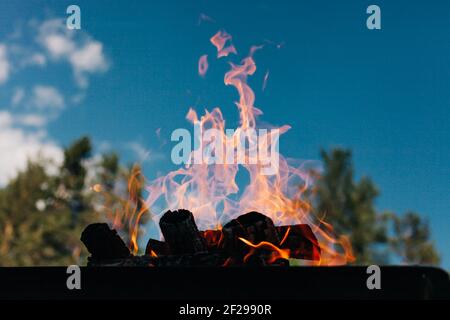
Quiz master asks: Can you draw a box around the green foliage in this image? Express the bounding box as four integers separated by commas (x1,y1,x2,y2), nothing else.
99,152,119,192
314,149,385,263
0,160,96,266
61,136,92,193
0,137,150,266
387,212,440,265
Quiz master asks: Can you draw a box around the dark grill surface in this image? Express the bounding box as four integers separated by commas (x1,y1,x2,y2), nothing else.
0,266,448,300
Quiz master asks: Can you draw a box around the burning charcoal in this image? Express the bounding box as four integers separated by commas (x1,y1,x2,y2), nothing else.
199,229,223,251
221,211,280,256
198,225,321,261
145,239,171,256
277,225,321,261
159,209,207,254
81,223,131,260
81,212,320,268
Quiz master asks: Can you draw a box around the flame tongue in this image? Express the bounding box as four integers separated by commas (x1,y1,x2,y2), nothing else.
210,30,237,58
198,54,208,77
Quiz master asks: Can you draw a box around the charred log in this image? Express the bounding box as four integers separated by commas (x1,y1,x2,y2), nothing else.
81,211,321,266
221,211,280,257
80,223,131,260
145,239,171,256
199,225,321,261
199,229,224,252
277,225,321,260
159,209,207,254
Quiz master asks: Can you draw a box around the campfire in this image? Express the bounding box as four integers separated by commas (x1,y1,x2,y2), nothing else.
81,210,320,266
82,30,354,267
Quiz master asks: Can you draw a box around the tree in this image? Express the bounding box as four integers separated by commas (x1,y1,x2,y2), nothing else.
0,159,91,266
0,137,98,266
59,136,92,222
388,212,440,265
61,136,92,193
314,149,386,264
99,152,119,192
314,148,440,265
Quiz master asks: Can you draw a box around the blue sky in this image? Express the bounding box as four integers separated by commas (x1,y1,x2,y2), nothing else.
0,0,449,267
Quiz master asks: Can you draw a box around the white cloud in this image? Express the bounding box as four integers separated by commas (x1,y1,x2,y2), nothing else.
11,87,25,106
15,114,47,127
26,53,46,67
70,41,107,73
0,111,13,127
10,44,47,68
38,19,108,88
43,34,75,58
10,86,60,125
128,142,150,162
31,85,65,109
0,18,112,186
1,41,47,71
0,110,47,129
71,41,108,87
0,44,10,84
0,111,63,186
127,142,165,163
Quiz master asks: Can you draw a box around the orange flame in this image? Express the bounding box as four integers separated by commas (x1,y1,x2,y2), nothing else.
238,237,290,264
150,250,158,257
279,226,291,246
210,30,237,58
92,165,149,255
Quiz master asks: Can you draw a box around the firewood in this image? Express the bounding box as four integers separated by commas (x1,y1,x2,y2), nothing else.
159,209,207,254
81,212,321,267
199,223,321,261
199,229,224,251
221,211,280,256
277,225,321,260
81,223,131,260
145,239,171,256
